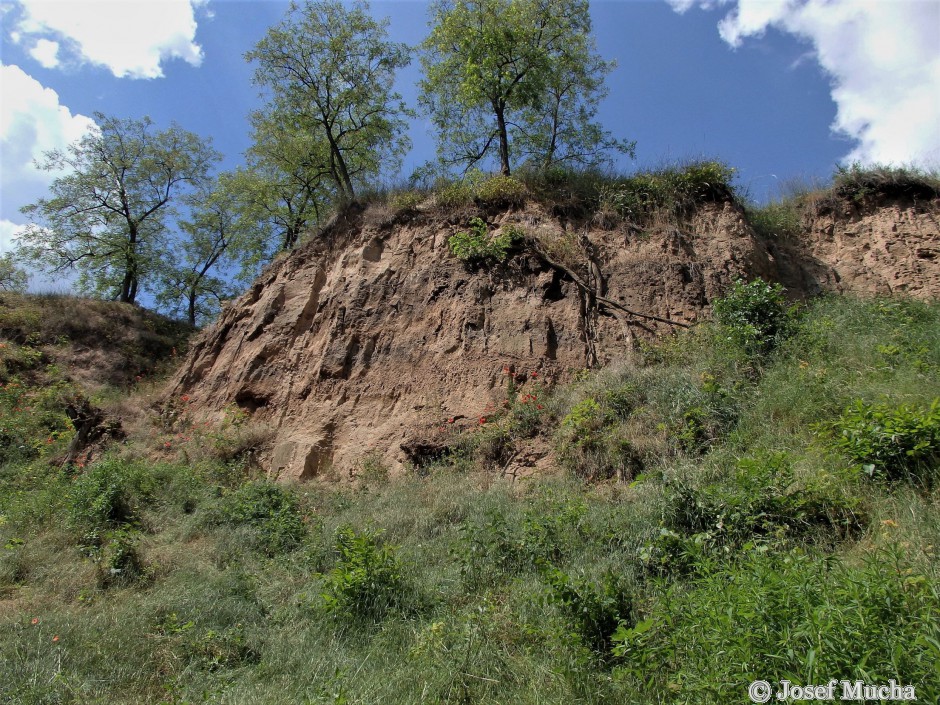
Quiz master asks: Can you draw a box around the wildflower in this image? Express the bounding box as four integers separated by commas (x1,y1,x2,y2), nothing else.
881,519,899,528
180,394,190,403
530,371,538,378
502,366,511,376
479,416,486,425
46,437,54,444
537,404,544,410
31,617,39,625
164,441,172,449
52,635,59,643
447,417,454,424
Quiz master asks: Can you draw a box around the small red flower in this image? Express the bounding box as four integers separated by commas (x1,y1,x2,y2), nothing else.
52,635,59,643
531,371,538,378
164,441,172,448
479,416,486,425
537,404,544,410
447,417,454,424
31,617,39,625
180,394,190,403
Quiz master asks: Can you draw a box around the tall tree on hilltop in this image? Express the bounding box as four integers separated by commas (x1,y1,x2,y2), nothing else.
246,0,413,204
420,0,630,175
239,110,331,251
17,113,219,304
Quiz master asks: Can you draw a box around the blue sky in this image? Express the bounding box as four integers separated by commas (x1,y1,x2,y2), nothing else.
2,0,939,259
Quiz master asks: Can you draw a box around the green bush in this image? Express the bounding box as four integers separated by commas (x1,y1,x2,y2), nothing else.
448,217,523,265
556,396,642,481
211,480,306,556
712,277,791,355
435,181,474,210
746,200,803,241
476,174,527,208
600,160,736,222
99,527,147,587
388,190,424,214
826,399,940,486
321,526,406,621
544,567,633,657
68,458,152,549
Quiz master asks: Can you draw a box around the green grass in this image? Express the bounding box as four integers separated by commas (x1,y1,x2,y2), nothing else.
1,293,939,703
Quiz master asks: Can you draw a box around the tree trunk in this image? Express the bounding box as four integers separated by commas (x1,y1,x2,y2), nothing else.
120,223,139,303
495,103,511,175
325,128,355,202
188,290,197,327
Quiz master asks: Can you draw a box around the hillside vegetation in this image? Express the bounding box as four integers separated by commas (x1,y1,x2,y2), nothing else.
1,283,938,704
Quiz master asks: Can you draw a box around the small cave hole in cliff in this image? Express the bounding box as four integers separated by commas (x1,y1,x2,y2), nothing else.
543,270,566,302
234,390,269,414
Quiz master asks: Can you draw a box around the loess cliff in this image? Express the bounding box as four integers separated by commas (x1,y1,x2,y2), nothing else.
167,192,940,480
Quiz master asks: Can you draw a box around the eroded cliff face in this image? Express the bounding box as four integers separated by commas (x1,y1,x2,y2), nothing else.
168,196,939,480
771,198,940,298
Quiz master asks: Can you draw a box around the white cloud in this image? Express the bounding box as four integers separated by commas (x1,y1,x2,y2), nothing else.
0,220,27,253
28,38,60,68
668,0,940,167
13,0,205,79
0,63,96,231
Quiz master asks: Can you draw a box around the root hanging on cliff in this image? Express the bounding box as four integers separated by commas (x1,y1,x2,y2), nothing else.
524,235,690,368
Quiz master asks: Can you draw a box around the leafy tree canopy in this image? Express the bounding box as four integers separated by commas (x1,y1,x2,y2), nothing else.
420,0,632,176
17,113,220,304
246,0,413,204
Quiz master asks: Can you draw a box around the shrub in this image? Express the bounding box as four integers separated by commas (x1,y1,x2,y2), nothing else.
68,458,152,549
556,396,642,481
435,181,474,210
746,200,803,241
98,527,147,587
600,160,736,222
211,480,306,556
825,399,940,487
448,217,523,265
476,174,527,208
712,277,790,355
388,190,424,214
321,526,406,621
833,162,940,203
543,567,634,657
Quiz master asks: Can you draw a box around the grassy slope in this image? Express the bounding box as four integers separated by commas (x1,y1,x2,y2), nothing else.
0,290,938,705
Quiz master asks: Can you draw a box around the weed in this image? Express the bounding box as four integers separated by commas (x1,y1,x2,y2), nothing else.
824,399,940,487
712,277,792,356
320,525,407,621
448,217,524,265
208,480,306,556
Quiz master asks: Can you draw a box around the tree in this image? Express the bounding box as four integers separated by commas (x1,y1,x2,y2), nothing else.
240,109,331,251
420,0,628,175
17,113,219,304
155,174,268,327
246,0,412,204
0,253,27,293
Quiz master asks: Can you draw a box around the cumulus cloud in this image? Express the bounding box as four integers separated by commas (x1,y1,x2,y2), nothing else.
668,0,940,167
0,63,97,230
12,0,205,79
28,38,59,68
0,220,27,254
